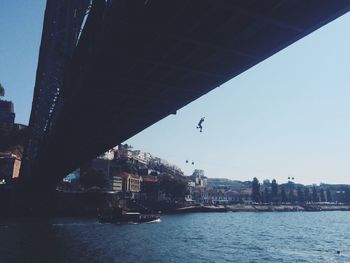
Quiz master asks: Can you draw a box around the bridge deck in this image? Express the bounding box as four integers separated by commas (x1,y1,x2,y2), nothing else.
28,0,350,186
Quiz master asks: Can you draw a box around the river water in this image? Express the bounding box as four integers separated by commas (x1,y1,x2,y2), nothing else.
1,212,349,263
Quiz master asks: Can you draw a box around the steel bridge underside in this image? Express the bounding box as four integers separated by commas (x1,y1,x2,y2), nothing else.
29,0,350,188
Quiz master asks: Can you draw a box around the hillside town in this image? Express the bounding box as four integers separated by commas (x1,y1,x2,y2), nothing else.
55,143,350,212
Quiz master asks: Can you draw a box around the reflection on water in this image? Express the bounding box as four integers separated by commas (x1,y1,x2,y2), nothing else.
1,212,350,263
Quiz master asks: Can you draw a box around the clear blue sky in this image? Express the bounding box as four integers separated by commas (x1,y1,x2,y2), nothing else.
1,2,350,185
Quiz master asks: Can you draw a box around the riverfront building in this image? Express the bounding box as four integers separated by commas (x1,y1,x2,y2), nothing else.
0,93,27,182
0,100,15,125
111,175,123,192
119,172,141,193
0,152,21,182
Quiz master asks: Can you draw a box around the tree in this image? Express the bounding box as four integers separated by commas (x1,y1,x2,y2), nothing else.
159,174,188,202
260,190,265,204
345,187,350,204
112,159,138,174
271,179,278,198
148,160,184,177
80,169,107,189
0,83,4,98
141,177,160,201
288,189,295,204
312,186,318,203
304,188,311,202
122,143,132,149
251,177,261,203
281,186,287,203
326,189,332,203
320,189,326,202
264,187,269,203
297,188,304,204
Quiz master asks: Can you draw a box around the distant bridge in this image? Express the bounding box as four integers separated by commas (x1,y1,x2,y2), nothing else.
21,0,350,189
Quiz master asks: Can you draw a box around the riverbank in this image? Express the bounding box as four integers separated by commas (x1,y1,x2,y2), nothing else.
2,186,350,217
170,204,350,213
227,204,350,212
227,204,303,212
172,205,227,213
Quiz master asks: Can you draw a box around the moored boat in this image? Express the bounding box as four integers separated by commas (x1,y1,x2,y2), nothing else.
304,205,322,212
98,208,160,223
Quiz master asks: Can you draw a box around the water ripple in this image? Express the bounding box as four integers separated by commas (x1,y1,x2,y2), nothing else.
1,212,350,263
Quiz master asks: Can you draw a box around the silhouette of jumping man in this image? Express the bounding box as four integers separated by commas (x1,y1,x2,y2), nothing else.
196,117,205,132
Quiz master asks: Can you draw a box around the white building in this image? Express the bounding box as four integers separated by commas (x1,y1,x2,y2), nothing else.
97,149,114,160
192,169,207,187
132,150,152,165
